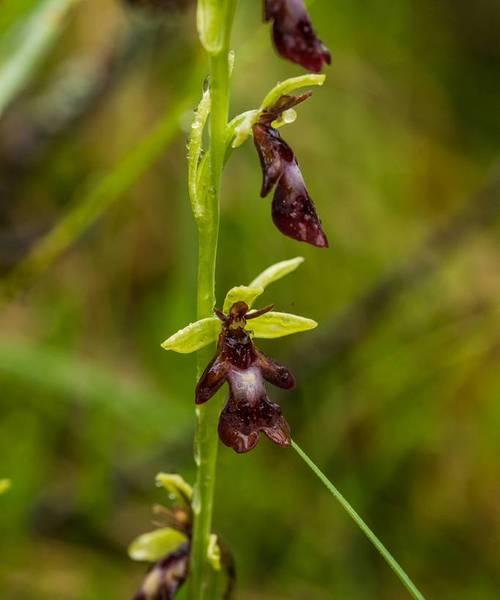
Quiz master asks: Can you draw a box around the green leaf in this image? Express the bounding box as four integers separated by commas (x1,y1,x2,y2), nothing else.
161,317,219,354
249,257,304,290
129,527,188,563
0,479,11,495
250,312,318,339
156,473,193,507
223,285,264,313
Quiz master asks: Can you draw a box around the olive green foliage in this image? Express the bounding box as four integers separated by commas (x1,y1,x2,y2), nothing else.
0,1,500,599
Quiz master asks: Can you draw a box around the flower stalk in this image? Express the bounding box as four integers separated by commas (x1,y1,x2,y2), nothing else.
190,2,238,599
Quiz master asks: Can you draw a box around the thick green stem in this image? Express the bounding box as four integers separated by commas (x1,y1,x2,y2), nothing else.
190,4,237,599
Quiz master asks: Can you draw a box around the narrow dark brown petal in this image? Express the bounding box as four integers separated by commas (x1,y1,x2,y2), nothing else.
253,123,293,197
195,356,228,404
272,161,328,247
132,544,189,600
257,351,296,389
264,0,331,73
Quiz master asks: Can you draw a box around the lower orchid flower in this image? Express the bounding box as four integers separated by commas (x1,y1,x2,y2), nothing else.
161,257,318,453
129,474,230,599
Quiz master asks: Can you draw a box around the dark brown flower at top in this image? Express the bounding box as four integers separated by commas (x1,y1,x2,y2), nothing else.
253,94,328,248
264,0,331,72
196,302,296,453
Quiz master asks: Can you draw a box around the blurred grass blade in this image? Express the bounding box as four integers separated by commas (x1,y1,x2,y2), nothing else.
0,337,190,439
0,0,78,118
291,441,426,600
0,92,192,304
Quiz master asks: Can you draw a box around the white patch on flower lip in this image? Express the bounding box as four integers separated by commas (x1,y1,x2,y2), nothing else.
142,567,162,598
229,366,265,403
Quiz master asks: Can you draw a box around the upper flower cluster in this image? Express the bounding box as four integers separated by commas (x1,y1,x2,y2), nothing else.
264,0,331,72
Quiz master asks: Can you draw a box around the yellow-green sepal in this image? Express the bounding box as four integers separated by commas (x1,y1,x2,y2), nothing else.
161,317,219,354
223,285,264,313
128,527,188,563
249,257,304,290
250,312,318,339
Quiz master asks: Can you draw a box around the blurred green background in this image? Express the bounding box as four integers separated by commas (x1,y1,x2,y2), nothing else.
1,0,500,598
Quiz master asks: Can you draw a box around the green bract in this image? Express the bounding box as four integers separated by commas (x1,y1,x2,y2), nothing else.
156,473,193,507
129,528,188,563
207,534,221,571
196,0,223,55
161,257,317,354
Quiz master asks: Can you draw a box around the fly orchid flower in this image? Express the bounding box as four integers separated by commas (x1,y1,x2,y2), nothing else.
129,474,225,599
197,301,295,452
161,257,318,453
264,0,331,73
253,93,328,248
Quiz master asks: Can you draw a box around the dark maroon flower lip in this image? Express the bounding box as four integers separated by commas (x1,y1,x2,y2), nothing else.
264,0,331,73
195,301,295,453
253,94,329,248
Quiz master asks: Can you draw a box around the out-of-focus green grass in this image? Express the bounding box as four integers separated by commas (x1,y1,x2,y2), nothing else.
0,1,499,598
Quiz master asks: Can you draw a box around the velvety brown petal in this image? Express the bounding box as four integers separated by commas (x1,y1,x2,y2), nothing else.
272,161,328,247
195,356,228,404
132,544,189,600
253,123,293,197
257,351,296,389
264,0,331,73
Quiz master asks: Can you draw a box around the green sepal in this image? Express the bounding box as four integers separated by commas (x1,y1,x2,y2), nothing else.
260,74,326,110
223,285,264,313
156,473,193,507
249,257,304,290
0,479,11,495
128,527,188,563
250,312,318,339
161,317,219,354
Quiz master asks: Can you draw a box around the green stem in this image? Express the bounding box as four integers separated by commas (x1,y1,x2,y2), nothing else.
190,3,237,599
291,441,426,600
